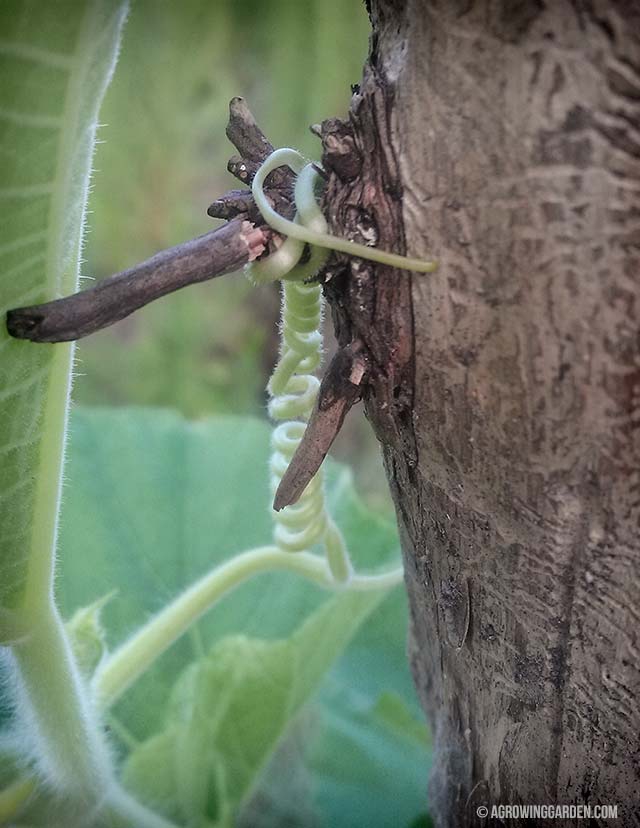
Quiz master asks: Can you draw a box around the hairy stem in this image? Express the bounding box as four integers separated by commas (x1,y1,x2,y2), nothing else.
93,544,402,710
9,606,113,798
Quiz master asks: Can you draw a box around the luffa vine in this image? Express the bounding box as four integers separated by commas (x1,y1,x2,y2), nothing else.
3,138,435,824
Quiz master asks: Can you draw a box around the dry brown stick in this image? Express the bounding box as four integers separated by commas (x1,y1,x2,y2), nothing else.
6,220,266,343
274,341,369,511
6,97,294,344
207,189,255,221
226,96,274,167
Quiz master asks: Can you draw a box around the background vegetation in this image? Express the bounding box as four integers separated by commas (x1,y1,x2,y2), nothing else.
80,5,344,397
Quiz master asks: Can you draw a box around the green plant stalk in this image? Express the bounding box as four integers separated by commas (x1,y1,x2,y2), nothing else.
2,545,402,820
11,338,113,799
93,544,402,711
1,4,179,826
9,612,178,827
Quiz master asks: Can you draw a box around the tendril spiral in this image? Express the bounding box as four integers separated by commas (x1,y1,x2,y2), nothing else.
247,146,434,583
268,280,326,553
246,149,352,582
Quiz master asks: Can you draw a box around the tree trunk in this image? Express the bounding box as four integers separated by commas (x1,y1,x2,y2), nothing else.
321,2,640,826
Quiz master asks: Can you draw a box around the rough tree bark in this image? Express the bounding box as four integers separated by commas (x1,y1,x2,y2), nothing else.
321,2,640,826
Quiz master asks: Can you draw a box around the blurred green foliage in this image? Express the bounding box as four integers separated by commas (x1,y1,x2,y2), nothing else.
55,407,431,827
77,0,370,418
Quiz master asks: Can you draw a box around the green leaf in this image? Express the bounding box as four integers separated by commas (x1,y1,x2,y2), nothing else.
370,691,431,747
56,408,400,740
0,0,127,617
241,574,434,828
304,687,432,828
55,407,432,826
0,8,180,828
122,591,385,825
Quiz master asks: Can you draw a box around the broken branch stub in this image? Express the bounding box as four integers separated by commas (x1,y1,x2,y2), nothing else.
274,341,369,511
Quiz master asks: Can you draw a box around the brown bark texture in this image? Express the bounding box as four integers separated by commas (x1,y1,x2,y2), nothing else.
321,1,640,826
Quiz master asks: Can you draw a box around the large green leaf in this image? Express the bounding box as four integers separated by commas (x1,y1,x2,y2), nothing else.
0,0,127,617
56,407,431,826
240,561,434,828
122,592,385,826
56,408,401,740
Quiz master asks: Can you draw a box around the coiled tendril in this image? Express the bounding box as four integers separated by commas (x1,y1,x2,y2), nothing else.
246,150,351,582
246,148,435,584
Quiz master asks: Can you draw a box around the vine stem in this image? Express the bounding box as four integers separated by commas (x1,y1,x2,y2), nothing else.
93,545,403,711
7,610,179,828
0,551,402,823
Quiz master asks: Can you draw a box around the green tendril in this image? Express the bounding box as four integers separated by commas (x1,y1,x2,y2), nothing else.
246,146,432,585
248,147,437,278
245,150,349,581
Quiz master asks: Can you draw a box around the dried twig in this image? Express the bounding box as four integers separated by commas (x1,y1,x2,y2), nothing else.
225,96,274,166
207,189,255,221
6,221,266,343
